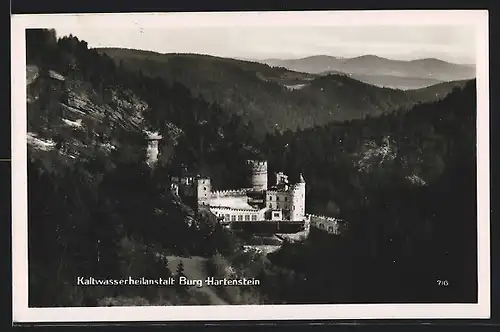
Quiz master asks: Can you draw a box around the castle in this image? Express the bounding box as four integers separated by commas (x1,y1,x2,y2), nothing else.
172,160,307,224
145,135,346,236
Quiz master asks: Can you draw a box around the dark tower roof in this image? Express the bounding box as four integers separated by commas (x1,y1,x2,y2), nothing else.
298,173,305,183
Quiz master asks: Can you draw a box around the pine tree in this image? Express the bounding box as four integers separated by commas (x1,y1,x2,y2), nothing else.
174,260,188,293
175,261,186,279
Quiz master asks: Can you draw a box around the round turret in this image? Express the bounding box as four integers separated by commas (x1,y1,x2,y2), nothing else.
246,160,268,191
290,173,306,221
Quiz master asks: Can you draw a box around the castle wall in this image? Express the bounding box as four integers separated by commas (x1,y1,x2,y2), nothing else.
307,214,347,235
210,189,251,199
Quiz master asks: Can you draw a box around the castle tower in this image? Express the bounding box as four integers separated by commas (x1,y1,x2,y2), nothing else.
146,139,159,166
247,160,268,191
290,173,306,221
196,177,211,209
145,131,162,168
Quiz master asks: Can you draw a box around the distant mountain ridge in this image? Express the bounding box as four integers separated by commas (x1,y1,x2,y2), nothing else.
261,55,475,89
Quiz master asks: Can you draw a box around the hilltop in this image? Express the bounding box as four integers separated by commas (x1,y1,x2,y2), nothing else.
98,48,467,137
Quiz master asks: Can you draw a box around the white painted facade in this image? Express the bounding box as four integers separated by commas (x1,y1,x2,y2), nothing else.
211,206,267,222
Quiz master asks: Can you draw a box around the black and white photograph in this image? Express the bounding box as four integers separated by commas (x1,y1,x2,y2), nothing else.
11,10,490,322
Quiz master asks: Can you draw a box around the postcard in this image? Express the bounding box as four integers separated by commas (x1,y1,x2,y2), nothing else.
11,10,490,322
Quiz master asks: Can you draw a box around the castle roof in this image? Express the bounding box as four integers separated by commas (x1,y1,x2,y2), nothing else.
298,173,305,183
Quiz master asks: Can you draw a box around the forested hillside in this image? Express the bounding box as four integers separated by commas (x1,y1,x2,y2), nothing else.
261,81,477,303
26,29,477,306
26,29,266,306
99,48,467,137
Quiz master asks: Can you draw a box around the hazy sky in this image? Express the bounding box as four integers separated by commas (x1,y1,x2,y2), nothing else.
52,25,476,64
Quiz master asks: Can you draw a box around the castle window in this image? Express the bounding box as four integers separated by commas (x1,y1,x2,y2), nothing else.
204,187,206,190
273,212,280,218
238,215,243,221
231,215,236,221
269,203,272,208
285,197,287,201
269,196,272,200
225,214,230,221
277,197,280,201
252,215,257,221
245,215,250,221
